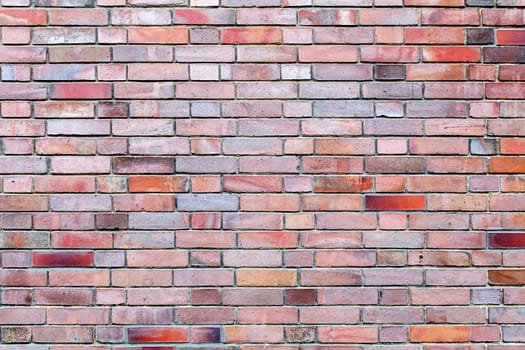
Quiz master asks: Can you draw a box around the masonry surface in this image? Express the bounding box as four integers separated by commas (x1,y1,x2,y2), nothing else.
1,0,525,348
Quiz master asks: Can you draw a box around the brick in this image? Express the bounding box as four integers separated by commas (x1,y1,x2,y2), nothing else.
237,269,296,286
366,195,426,211
1,327,32,343
314,27,373,44
299,45,357,63
422,9,480,25
314,101,374,118
128,27,188,44
225,326,283,343
113,46,172,63
318,326,378,343
468,28,494,45
313,64,372,81
302,119,361,136
175,307,234,324
361,46,419,63
221,27,281,44
33,326,93,343
128,213,189,230
316,250,375,267
375,65,405,81
128,327,188,343
489,270,525,285
301,269,361,286
0,9,45,26
423,47,480,62
313,176,372,193
177,46,235,62
237,8,295,25
301,306,359,324
427,231,485,249
49,46,110,63
47,308,108,325
238,46,296,63
188,327,220,343
409,326,469,342
173,9,234,24
490,157,525,173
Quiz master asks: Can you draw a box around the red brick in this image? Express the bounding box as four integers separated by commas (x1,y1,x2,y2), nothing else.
49,83,111,100
423,47,481,62
173,9,234,24
33,251,93,267
128,327,188,343
406,28,464,44
366,195,426,211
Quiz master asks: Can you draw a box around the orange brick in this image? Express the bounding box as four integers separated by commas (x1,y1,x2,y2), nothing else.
409,325,469,342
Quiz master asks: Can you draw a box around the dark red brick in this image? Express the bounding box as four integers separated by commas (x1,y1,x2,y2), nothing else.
32,251,93,267
285,289,316,305
489,233,525,248
365,195,426,211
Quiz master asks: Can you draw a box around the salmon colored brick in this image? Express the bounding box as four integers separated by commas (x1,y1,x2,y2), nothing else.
128,176,188,192
0,9,46,26
490,157,525,173
236,269,297,287
128,27,188,44
221,27,281,44
406,28,464,44
49,83,112,99
406,64,466,81
409,325,470,342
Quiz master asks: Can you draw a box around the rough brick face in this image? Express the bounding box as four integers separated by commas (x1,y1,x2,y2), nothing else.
0,0,524,347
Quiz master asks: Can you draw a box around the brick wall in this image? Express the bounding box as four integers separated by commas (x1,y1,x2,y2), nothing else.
1,0,525,347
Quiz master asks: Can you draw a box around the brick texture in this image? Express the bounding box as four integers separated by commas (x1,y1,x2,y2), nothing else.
0,0,524,348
